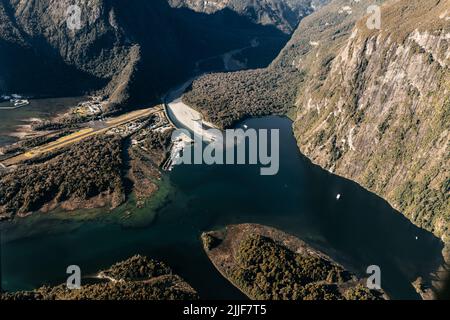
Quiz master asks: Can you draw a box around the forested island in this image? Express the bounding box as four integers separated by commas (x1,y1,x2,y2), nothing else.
1,255,198,300
202,224,384,300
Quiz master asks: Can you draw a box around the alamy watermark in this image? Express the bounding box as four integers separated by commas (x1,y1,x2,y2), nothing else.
66,4,82,31
171,128,280,176
366,5,382,30
366,265,382,290
66,265,81,290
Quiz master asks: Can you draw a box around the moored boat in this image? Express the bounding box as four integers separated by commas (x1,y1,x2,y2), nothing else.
10,99,30,107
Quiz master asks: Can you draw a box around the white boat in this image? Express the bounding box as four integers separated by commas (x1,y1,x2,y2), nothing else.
10,99,30,107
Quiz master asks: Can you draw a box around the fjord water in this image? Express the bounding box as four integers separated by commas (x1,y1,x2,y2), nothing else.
0,116,444,299
0,97,83,147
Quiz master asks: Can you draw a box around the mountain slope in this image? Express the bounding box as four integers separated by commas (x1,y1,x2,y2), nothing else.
168,0,330,33
0,0,307,110
183,0,449,245
293,0,450,243
183,0,386,127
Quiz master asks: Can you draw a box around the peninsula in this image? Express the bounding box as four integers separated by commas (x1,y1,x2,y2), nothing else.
201,224,385,300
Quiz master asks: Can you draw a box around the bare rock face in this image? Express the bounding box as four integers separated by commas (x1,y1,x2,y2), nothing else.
182,0,380,128
292,0,449,243
168,0,330,33
181,0,449,247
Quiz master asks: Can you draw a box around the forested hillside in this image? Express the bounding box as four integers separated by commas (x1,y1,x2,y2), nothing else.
0,0,316,110
291,0,449,244
1,255,199,300
183,0,450,247
184,0,385,126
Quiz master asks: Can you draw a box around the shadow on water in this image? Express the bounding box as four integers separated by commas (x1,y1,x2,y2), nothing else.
161,116,445,299
0,116,445,300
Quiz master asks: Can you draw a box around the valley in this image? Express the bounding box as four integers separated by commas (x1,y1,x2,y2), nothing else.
0,0,448,302
1,116,444,300
182,0,450,255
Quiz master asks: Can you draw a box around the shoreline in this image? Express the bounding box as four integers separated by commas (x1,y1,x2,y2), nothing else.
201,223,387,300
0,106,28,110
0,97,85,146
163,39,258,143
202,230,256,300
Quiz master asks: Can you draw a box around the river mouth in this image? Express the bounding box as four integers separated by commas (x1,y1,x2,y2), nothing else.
0,115,445,299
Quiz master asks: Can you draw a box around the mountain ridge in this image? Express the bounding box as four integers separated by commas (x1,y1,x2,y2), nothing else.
182,0,450,247
292,0,449,245
0,0,316,110
168,0,330,33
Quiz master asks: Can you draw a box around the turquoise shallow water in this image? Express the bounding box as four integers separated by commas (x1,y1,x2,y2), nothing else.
0,97,84,147
0,116,445,300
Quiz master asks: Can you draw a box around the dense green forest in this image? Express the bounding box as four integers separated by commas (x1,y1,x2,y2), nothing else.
141,129,173,167
100,255,172,281
183,68,303,128
226,234,381,300
1,255,198,301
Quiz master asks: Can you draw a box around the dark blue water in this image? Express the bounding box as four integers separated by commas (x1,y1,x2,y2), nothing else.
0,116,444,299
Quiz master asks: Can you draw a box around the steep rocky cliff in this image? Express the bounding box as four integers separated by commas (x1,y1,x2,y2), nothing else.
183,0,449,245
292,0,449,244
168,0,330,33
184,0,386,126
